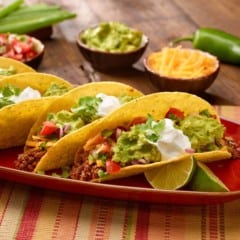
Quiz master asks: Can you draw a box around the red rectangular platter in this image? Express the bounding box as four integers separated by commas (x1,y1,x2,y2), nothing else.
0,117,240,205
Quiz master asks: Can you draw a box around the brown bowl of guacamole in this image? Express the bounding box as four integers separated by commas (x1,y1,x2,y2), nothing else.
76,21,149,72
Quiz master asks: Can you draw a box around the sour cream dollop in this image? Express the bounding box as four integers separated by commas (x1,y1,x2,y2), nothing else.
151,118,191,161
10,87,41,103
96,93,121,117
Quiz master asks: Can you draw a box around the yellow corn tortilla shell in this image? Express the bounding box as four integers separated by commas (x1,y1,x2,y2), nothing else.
0,72,73,149
25,81,143,152
0,57,35,79
34,92,231,176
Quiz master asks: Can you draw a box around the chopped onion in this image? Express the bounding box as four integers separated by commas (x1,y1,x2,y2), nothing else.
58,127,64,139
63,123,71,133
185,148,195,153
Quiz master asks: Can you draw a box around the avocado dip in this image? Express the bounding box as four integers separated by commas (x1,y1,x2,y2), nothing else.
80,21,143,52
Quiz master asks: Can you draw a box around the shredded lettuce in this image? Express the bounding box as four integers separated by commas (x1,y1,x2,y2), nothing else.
71,96,102,123
0,84,20,108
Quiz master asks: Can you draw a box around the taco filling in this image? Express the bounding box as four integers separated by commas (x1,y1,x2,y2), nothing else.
0,66,17,76
69,108,233,181
0,83,70,109
16,93,136,171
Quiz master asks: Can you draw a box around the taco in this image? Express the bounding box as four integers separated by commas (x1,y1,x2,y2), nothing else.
68,92,234,182
0,72,72,148
18,92,234,182
0,56,35,79
16,81,143,171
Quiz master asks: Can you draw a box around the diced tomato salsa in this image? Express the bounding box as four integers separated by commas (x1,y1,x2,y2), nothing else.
0,33,40,62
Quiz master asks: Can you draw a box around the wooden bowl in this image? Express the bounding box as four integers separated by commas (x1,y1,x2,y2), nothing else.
21,36,45,69
0,33,45,69
28,26,53,41
76,25,149,72
144,48,220,93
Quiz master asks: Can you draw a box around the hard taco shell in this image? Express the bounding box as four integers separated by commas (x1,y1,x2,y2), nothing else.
34,92,231,177
24,81,143,153
0,72,72,149
0,56,35,79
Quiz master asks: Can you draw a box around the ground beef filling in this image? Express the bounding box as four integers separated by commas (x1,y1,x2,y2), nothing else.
70,151,105,181
15,148,47,172
224,136,240,159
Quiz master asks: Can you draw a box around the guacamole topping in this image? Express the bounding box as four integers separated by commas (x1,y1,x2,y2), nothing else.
177,114,225,152
109,113,224,167
43,83,71,97
40,93,135,138
113,116,191,165
113,117,163,165
81,21,143,52
46,110,85,136
0,66,16,76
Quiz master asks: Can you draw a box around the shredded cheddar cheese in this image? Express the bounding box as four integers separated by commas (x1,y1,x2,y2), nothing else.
147,46,218,79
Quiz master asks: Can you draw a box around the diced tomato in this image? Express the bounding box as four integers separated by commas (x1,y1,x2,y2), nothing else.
84,133,105,151
128,116,147,127
25,50,37,60
40,121,58,136
165,107,184,120
7,51,23,61
0,33,38,62
97,141,112,154
106,160,121,174
21,42,34,54
13,43,23,54
207,159,240,191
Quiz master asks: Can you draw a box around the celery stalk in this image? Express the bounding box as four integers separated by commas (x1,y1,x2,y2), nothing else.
0,0,24,18
0,10,77,34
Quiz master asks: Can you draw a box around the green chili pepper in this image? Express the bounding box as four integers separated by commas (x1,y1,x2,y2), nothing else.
172,28,240,65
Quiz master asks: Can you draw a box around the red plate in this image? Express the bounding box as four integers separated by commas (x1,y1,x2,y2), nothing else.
0,117,240,205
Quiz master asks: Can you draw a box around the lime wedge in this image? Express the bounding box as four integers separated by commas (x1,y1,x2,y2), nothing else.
188,161,229,192
144,157,196,190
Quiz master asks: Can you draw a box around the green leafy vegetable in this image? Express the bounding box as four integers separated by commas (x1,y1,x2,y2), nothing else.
0,98,14,109
0,84,21,109
135,115,165,142
71,96,102,123
0,84,21,97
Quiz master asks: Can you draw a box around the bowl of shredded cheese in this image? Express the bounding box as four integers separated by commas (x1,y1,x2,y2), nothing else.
144,46,220,93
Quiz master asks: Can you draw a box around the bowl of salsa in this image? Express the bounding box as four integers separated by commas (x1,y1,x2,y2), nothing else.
0,33,45,69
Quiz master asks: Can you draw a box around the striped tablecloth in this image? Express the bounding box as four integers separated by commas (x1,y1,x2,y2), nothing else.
0,106,240,240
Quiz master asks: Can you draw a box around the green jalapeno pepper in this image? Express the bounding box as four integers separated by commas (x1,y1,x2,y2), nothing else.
172,28,240,65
